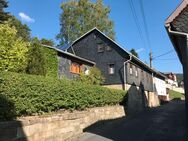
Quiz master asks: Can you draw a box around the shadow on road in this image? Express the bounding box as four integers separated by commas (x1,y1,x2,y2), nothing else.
83,100,188,141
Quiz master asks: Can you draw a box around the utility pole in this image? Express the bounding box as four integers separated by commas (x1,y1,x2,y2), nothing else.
149,51,153,68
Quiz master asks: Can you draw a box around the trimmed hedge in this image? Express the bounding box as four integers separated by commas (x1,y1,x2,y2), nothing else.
0,71,126,120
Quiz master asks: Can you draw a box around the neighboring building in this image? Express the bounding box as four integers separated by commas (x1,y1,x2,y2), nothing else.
58,28,166,107
165,0,188,108
42,45,95,79
163,72,178,87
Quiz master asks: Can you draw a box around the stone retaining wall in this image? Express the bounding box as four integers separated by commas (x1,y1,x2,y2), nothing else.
0,106,125,141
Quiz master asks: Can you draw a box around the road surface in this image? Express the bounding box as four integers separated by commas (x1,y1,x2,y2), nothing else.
69,100,188,141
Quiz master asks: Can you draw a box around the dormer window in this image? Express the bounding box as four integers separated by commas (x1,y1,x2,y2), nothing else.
98,44,104,53
106,45,112,51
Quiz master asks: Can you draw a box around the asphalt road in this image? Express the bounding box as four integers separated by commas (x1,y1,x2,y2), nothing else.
69,100,188,141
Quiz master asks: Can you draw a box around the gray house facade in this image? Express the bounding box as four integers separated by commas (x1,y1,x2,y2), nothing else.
165,0,188,109
63,28,165,92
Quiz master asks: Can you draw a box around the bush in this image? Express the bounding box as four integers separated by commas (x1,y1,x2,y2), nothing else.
78,67,105,85
0,71,126,120
26,38,47,76
40,46,58,78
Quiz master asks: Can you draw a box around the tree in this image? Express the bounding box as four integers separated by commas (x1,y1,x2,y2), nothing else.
130,49,139,58
57,0,115,45
0,24,29,72
0,0,9,23
8,16,31,41
40,38,54,46
26,38,47,76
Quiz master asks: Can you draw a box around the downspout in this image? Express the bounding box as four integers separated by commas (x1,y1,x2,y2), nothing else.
166,24,188,110
124,55,132,91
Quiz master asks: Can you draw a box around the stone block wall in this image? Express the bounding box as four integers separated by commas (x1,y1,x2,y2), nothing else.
0,106,125,141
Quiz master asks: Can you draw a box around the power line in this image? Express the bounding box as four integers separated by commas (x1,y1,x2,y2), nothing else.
153,58,177,61
139,0,151,50
153,50,174,59
128,0,146,47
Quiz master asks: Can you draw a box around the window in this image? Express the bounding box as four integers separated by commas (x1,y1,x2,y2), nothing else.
141,70,144,81
135,67,138,77
108,64,115,74
70,62,82,74
97,44,104,52
106,45,112,51
130,64,133,75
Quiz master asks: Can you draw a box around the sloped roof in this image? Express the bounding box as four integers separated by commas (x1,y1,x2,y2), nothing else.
165,0,188,63
42,44,95,65
166,0,188,25
58,27,165,79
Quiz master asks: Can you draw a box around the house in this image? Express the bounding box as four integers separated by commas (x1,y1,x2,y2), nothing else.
165,0,188,108
56,28,166,107
163,72,178,88
42,44,95,79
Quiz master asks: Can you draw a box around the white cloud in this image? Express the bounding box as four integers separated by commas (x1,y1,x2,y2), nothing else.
18,12,35,23
136,48,145,53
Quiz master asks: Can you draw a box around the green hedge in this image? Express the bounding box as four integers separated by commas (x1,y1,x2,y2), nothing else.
0,71,126,120
40,46,58,78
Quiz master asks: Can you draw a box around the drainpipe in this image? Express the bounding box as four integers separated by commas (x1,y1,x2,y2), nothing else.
166,24,188,110
124,55,132,91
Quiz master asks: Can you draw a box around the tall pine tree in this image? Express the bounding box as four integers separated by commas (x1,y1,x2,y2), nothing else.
0,0,9,23
57,0,115,45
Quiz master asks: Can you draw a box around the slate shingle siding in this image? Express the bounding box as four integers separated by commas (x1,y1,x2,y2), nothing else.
57,53,92,79
68,31,128,85
173,7,188,33
67,30,154,91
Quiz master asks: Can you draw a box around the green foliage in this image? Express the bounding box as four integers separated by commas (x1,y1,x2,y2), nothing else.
0,0,9,23
8,16,31,41
0,71,126,120
78,67,104,85
169,90,184,99
0,23,29,72
57,0,115,45
130,48,139,58
40,38,54,46
26,38,47,76
40,45,58,78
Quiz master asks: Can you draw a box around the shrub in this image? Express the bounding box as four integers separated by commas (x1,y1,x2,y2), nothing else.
0,71,126,120
26,38,47,76
40,46,58,78
78,67,105,85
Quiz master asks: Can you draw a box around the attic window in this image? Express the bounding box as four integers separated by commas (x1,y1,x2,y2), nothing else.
106,45,112,51
98,44,104,52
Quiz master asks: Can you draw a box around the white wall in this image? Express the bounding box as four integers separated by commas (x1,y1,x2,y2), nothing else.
153,77,167,96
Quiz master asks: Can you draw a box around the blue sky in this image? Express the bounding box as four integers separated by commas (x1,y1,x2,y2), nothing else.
7,0,183,73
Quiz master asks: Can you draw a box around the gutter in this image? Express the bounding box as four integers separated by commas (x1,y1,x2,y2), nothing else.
124,55,132,91
166,24,188,37
166,24,188,63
